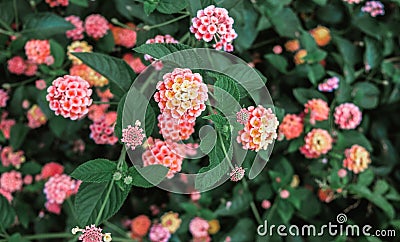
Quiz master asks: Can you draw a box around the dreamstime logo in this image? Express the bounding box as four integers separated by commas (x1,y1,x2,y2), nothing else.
257,213,397,237
122,48,276,193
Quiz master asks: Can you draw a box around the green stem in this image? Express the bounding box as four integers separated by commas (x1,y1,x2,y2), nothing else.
143,14,189,31
0,19,13,32
248,39,277,50
93,101,119,105
2,77,37,88
179,32,190,44
95,180,115,226
95,146,126,225
266,197,279,221
13,0,18,31
22,233,72,240
103,221,130,238
0,28,15,37
212,103,263,224
111,18,135,30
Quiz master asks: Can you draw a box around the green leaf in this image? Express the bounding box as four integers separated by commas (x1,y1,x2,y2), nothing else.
134,43,192,59
293,88,328,104
0,195,16,230
180,202,198,215
144,0,160,15
114,94,127,140
313,0,327,5
70,0,89,7
277,200,295,223
348,184,395,219
72,52,136,98
157,0,187,14
10,123,29,150
185,0,202,16
353,15,383,40
265,54,288,73
268,8,302,38
96,31,115,53
229,1,259,50
203,114,228,132
333,35,360,66
71,159,117,183
50,39,65,68
8,233,29,242
21,13,74,38
357,169,375,187
145,105,156,137
352,82,380,109
129,165,168,188
224,218,255,241
335,130,373,152
288,137,304,153
75,182,130,226
364,37,382,70
306,64,325,85
215,186,252,216
213,74,240,102
0,1,14,25
373,179,389,195
195,135,231,191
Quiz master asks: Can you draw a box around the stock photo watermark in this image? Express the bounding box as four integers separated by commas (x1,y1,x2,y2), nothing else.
257,213,397,238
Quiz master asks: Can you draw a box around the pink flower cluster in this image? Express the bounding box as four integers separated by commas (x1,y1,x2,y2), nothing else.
89,111,118,145
0,171,23,193
73,225,112,242
27,105,47,129
189,217,210,241
334,103,362,129
362,1,385,17
343,145,371,173
44,174,79,214
84,14,109,39
154,68,208,123
190,5,237,52
0,89,9,108
343,0,363,4
0,112,15,139
278,114,304,140
121,121,145,150
149,224,171,242
7,56,38,76
300,128,333,159
230,166,245,182
111,23,137,48
65,15,84,40
46,75,93,120
236,105,279,151
1,146,25,168
142,137,186,178
318,76,339,92
45,0,68,7
123,53,146,74
40,162,64,180
25,40,54,65
157,114,195,141
304,99,329,124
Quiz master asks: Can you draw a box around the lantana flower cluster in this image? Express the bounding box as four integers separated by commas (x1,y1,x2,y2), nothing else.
7,56,38,76
154,68,208,123
236,105,279,151
190,5,237,52
25,40,54,66
46,75,93,120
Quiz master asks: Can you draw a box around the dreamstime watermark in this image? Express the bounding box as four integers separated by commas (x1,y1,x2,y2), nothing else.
257,213,397,237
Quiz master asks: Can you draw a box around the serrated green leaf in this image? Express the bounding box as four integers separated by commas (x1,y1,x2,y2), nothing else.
114,94,127,140
335,130,373,152
373,180,389,195
75,182,130,226
71,159,117,183
357,169,375,187
144,0,159,15
0,195,16,230
157,0,187,14
364,37,382,70
203,114,227,132
72,52,136,99
129,165,168,188
134,43,192,59
268,8,302,38
21,13,74,38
